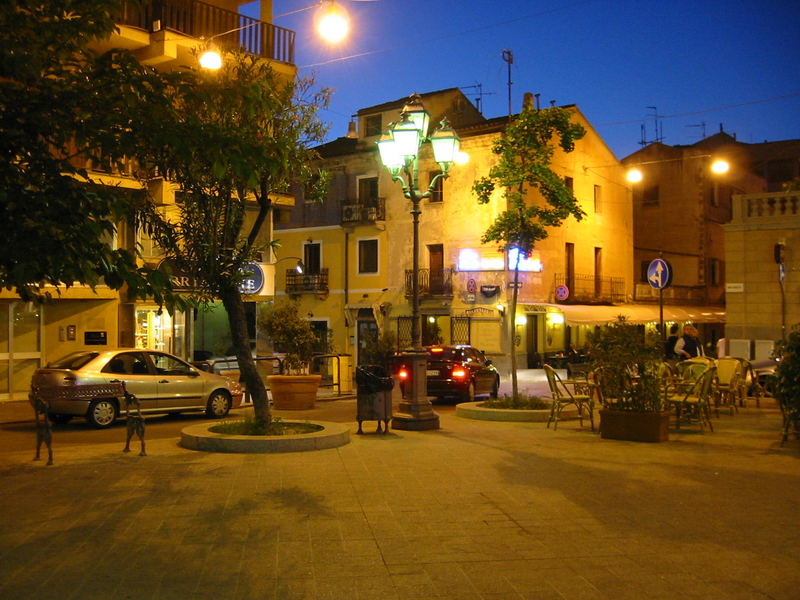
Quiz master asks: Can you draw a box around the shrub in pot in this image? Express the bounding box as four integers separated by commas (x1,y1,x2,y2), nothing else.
589,316,670,442
773,328,800,443
258,298,321,409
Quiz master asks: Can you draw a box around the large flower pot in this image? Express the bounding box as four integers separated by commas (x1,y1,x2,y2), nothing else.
599,409,670,442
267,374,321,410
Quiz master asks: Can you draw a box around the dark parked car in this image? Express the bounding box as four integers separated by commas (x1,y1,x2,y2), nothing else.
30,349,244,428
394,345,500,402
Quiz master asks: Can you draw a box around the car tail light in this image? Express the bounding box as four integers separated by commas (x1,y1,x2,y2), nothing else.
451,367,468,380
430,347,444,353
397,367,409,381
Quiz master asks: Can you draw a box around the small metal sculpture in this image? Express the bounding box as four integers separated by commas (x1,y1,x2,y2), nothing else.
121,384,146,456
31,387,54,465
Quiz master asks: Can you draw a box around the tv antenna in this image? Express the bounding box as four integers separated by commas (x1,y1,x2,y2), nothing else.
687,121,707,140
639,105,664,146
501,49,513,117
460,83,495,114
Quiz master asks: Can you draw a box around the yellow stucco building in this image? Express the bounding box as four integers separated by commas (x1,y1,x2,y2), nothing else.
274,89,636,381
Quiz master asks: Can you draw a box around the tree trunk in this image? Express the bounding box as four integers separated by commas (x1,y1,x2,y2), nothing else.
219,283,270,426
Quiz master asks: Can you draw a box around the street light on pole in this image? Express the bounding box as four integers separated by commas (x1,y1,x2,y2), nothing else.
377,94,461,431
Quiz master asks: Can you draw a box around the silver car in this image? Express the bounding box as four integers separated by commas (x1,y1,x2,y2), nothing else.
30,349,244,428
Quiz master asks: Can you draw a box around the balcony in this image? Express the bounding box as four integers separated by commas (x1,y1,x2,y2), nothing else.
286,268,328,295
404,269,454,298
115,0,295,66
731,190,800,223
553,273,626,304
341,198,386,224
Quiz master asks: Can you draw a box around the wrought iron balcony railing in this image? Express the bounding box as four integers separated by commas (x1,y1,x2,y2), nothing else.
117,0,295,65
404,268,454,298
286,268,328,294
341,198,386,224
553,273,626,304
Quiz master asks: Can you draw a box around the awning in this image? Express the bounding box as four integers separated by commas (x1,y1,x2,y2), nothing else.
539,304,725,326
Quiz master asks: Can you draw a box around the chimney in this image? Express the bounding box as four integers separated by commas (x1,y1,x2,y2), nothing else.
345,119,358,139
523,92,534,111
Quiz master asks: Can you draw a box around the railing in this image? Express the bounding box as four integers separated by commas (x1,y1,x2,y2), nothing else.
553,273,626,304
341,198,386,224
731,191,800,223
117,0,295,65
286,268,329,294
404,268,454,297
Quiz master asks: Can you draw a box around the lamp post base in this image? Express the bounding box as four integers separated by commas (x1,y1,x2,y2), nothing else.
391,350,440,431
391,404,440,431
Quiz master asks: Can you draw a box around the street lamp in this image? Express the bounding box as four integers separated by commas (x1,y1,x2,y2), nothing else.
377,94,461,431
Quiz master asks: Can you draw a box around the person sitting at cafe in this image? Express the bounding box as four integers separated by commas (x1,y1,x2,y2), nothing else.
674,324,704,359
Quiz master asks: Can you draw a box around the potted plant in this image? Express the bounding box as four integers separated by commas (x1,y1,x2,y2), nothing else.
773,329,800,444
258,298,321,409
589,316,671,442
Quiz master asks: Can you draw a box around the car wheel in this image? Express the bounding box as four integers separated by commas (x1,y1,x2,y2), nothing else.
48,413,73,425
86,399,118,429
491,377,500,398
461,382,476,403
206,390,231,418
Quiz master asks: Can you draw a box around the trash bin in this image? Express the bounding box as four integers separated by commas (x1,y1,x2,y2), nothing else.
355,365,394,434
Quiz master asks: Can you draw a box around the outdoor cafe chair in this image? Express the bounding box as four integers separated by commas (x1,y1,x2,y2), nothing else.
544,364,595,432
668,366,717,432
714,357,746,415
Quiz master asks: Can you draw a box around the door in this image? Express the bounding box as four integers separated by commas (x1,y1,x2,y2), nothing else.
428,244,444,294
357,318,379,365
149,352,205,409
100,351,160,411
0,302,43,401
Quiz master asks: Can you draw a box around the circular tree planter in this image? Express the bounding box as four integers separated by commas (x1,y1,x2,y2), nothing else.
180,420,349,453
456,401,579,422
267,374,321,410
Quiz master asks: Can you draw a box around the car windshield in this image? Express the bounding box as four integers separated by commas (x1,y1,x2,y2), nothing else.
48,352,99,370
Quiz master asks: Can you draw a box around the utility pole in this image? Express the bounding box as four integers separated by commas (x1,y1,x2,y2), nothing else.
502,49,513,117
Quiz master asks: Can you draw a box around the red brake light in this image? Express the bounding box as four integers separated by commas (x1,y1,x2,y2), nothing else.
430,347,444,353
397,368,409,381
451,367,468,379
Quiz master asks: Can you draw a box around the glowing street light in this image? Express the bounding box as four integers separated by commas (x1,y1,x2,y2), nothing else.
377,94,462,431
711,158,730,174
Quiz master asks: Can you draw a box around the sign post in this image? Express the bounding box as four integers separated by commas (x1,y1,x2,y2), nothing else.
647,258,672,339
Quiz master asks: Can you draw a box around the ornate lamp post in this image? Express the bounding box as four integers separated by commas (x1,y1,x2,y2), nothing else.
377,94,461,430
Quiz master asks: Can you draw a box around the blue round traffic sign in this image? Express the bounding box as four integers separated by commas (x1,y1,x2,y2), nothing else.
647,259,672,290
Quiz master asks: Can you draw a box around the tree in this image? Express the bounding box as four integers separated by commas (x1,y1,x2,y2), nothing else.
472,104,586,399
0,0,177,307
125,50,329,428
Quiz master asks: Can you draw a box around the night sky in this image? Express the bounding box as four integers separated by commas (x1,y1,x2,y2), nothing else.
258,0,800,159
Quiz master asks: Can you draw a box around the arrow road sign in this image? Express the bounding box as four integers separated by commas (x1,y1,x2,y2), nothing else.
647,259,672,290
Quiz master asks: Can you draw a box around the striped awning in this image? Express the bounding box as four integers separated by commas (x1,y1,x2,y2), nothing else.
538,304,725,326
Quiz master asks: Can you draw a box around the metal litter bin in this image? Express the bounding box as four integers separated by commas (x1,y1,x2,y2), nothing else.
355,365,394,434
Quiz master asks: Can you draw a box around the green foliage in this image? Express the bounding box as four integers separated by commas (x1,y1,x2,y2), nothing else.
774,328,800,420
588,317,666,412
359,331,398,369
472,106,587,258
0,0,182,310
258,299,319,374
210,415,322,436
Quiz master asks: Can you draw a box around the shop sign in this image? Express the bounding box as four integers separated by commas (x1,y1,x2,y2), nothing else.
157,259,198,292
240,262,264,294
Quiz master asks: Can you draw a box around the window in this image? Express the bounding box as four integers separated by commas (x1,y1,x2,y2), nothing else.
364,115,382,137
636,184,660,206
358,176,378,205
594,247,602,296
564,176,574,192
428,170,443,202
358,239,378,274
565,243,575,291
709,258,723,286
304,242,321,275
593,184,602,213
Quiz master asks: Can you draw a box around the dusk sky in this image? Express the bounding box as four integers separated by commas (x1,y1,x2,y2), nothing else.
261,0,800,159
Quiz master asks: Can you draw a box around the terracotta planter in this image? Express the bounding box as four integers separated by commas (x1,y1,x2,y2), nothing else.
599,409,670,442
267,374,321,410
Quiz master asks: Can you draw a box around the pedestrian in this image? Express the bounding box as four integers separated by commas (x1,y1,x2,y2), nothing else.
664,323,680,360
674,324,704,359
